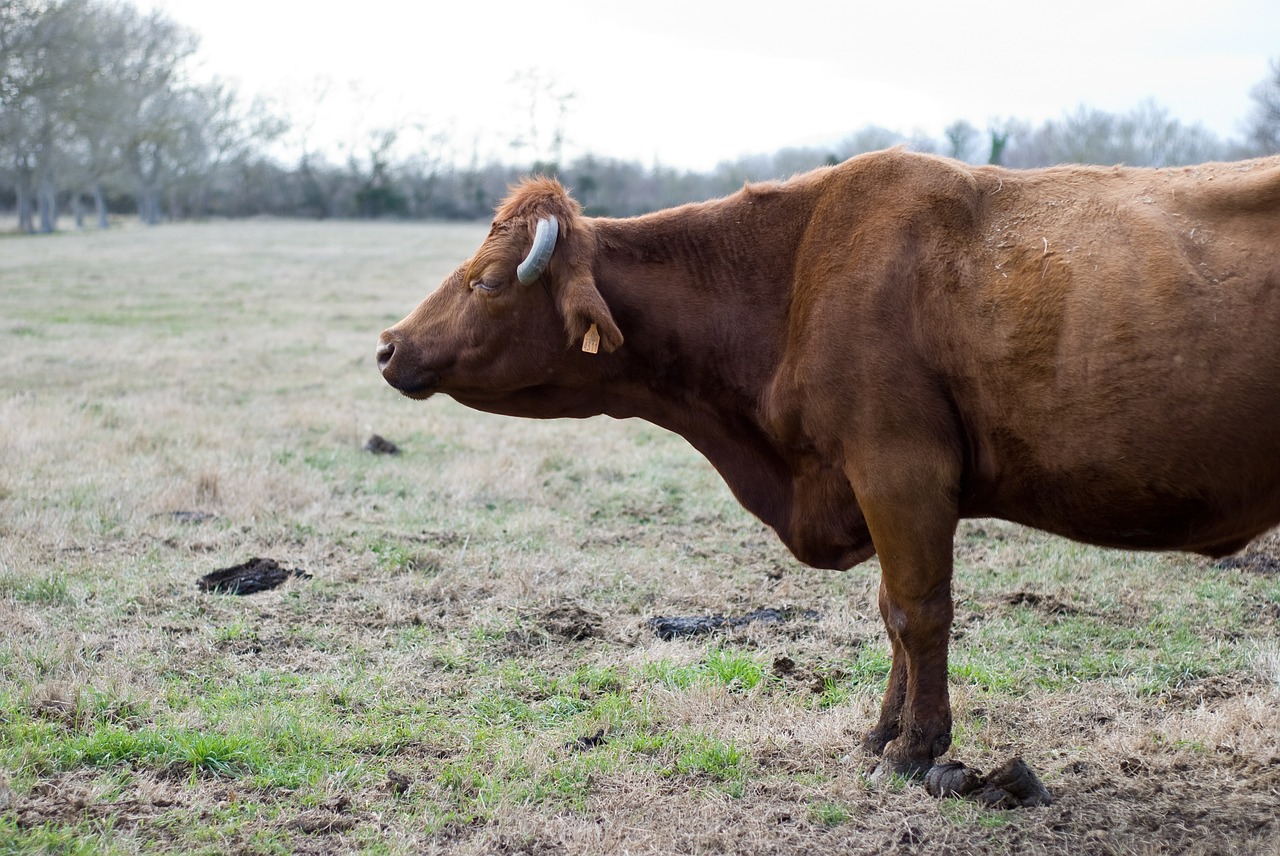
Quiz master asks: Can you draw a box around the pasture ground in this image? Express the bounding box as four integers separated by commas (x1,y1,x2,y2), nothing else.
1,220,1278,854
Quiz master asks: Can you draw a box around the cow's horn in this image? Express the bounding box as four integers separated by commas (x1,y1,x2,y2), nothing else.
517,216,559,285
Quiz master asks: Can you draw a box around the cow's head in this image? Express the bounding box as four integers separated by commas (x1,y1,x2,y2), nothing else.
377,178,623,413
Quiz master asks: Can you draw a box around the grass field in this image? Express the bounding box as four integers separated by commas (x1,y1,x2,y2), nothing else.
1,220,1278,855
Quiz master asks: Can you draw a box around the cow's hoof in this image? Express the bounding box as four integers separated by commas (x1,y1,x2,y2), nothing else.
868,754,932,783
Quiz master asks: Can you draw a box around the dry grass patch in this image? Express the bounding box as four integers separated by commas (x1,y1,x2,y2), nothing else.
1,221,1278,854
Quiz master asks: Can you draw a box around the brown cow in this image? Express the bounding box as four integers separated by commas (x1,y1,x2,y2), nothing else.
377,149,1280,780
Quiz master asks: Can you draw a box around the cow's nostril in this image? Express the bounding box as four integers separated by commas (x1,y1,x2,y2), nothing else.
376,339,395,372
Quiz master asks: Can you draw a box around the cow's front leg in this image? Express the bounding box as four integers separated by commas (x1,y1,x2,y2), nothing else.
852,473,959,779
862,580,907,755
872,561,954,778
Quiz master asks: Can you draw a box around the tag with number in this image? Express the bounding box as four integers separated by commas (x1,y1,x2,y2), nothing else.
582,323,600,354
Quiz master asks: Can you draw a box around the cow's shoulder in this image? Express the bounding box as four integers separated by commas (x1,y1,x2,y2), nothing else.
816,150,998,240
838,148,985,190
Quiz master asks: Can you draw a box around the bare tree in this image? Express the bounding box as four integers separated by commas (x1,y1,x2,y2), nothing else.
178,81,286,217
1245,57,1280,155
1002,102,1225,168
986,118,1022,165
508,68,575,172
67,0,143,228
115,9,198,224
837,126,907,158
0,1,207,229
280,77,349,218
398,124,452,217
944,120,982,162
349,127,406,218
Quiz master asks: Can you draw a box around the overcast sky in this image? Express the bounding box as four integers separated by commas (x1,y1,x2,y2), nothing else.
141,0,1279,170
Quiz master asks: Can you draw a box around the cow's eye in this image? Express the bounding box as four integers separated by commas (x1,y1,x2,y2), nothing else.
470,279,497,293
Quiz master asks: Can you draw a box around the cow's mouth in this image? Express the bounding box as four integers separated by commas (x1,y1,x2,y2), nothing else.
387,370,441,400
399,376,440,399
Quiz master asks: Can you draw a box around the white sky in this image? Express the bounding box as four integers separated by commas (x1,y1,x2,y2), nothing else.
140,0,1280,171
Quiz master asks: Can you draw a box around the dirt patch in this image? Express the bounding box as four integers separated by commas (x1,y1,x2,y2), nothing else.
1036,743,1280,855
565,729,608,753
197,558,311,595
386,770,412,796
287,811,357,834
541,603,604,640
646,607,820,640
1217,552,1280,575
14,774,183,831
214,631,313,658
364,434,400,455
1004,590,1084,615
501,603,607,652
158,510,217,524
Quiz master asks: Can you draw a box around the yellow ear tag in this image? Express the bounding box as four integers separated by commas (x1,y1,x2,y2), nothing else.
582,323,601,355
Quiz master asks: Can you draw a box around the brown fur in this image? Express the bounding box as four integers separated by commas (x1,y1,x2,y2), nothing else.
378,150,1280,776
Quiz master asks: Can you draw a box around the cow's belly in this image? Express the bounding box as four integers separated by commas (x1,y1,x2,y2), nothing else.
956,350,1280,555
992,496,1275,556
969,457,1280,556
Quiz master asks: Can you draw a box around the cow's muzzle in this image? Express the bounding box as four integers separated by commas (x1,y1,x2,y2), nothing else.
377,330,439,398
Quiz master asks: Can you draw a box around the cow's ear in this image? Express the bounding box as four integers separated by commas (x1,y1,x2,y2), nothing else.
556,274,623,353
540,217,623,354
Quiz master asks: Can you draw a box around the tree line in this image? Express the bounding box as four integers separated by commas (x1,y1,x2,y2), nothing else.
0,0,284,232
3,0,1279,232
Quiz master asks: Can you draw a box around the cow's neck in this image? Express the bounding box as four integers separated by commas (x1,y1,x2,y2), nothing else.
585,193,811,536
591,193,806,419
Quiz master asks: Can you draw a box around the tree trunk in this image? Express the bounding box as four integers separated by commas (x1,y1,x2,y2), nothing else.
72,193,84,229
37,173,57,233
15,159,35,234
139,187,162,225
16,185,33,233
93,183,108,229
131,147,163,225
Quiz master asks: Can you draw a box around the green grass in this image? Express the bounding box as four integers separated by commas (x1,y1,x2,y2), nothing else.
810,800,852,826
641,649,770,692
0,572,73,605
671,732,746,783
